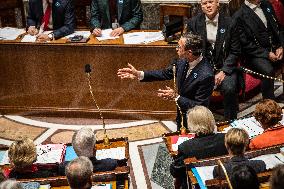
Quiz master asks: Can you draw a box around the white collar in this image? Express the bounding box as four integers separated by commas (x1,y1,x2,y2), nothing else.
189,55,203,70
205,13,219,23
245,0,260,10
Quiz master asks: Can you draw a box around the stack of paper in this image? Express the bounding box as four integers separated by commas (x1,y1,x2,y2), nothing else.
123,31,164,44
36,144,66,164
251,153,284,169
21,31,53,42
96,147,125,160
96,29,119,41
0,27,25,40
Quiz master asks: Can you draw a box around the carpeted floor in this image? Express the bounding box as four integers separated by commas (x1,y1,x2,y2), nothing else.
0,82,283,189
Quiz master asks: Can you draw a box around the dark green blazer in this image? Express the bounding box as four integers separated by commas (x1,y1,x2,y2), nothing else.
90,0,143,32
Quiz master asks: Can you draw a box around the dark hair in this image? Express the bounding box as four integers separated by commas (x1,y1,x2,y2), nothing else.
181,32,203,56
270,164,284,189
230,165,259,189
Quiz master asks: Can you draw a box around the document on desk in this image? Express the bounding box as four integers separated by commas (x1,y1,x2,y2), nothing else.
123,31,164,44
21,31,53,42
92,184,111,189
35,143,66,164
251,153,284,169
192,165,215,189
96,147,125,160
0,27,25,40
96,29,119,41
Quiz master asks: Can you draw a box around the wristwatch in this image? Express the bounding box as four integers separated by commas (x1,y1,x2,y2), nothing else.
48,33,54,40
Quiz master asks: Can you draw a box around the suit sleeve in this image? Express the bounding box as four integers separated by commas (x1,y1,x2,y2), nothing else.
90,0,101,31
142,63,174,82
27,0,37,29
222,19,241,75
236,16,270,59
120,0,143,31
53,0,75,39
177,76,214,111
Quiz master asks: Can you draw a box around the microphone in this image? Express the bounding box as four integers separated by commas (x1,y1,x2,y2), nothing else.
84,64,110,146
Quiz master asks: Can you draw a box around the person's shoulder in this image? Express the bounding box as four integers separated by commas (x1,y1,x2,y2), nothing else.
199,58,214,75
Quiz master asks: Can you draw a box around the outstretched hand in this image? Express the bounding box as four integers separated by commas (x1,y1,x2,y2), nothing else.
117,63,140,80
157,86,176,101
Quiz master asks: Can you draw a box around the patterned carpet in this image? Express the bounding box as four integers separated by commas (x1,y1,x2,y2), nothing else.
0,82,283,189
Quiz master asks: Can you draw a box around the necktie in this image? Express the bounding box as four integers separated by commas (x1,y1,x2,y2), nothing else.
109,0,117,23
42,1,51,31
206,19,217,26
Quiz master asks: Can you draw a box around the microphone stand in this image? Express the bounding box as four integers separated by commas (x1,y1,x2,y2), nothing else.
173,63,186,135
85,70,110,146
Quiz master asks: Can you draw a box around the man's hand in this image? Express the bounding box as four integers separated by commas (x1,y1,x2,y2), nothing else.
215,71,226,86
157,86,176,101
27,26,38,36
110,27,124,37
276,47,283,60
117,63,141,79
36,33,50,42
269,51,278,62
92,28,102,36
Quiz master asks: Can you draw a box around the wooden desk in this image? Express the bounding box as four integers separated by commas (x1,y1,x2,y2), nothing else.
0,31,177,120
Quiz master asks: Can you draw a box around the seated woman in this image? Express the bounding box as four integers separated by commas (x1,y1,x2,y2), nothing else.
170,106,228,188
213,128,266,178
250,99,284,150
5,138,56,179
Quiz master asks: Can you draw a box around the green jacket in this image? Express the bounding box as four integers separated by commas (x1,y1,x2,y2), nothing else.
90,0,143,32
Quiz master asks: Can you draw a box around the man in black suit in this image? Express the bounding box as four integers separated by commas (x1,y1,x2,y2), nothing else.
27,0,75,42
213,128,266,178
117,33,215,129
234,0,284,99
59,127,117,175
187,0,241,120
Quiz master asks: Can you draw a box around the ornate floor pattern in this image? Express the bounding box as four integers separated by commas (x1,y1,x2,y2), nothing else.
0,83,283,189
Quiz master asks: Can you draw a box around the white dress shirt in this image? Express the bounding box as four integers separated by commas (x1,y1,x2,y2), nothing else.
206,13,219,47
245,0,267,27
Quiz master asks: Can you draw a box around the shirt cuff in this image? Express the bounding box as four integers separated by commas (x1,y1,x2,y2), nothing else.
138,71,144,80
175,95,180,102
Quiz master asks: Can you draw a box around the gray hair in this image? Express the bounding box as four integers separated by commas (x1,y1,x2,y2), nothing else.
72,127,96,157
0,180,23,189
187,106,216,136
66,156,93,189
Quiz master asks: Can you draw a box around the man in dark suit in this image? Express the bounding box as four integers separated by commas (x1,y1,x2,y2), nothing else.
213,128,266,178
90,0,143,37
27,0,75,42
187,0,241,120
58,127,117,175
234,0,284,99
117,33,215,129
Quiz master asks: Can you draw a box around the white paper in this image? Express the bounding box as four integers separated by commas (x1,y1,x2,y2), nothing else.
96,29,119,41
172,137,191,151
91,184,111,189
35,144,66,164
0,27,25,40
251,153,284,169
123,31,164,44
21,31,53,42
96,147,125,160
195,165,215,182
0,151,9,165
65,31,91,39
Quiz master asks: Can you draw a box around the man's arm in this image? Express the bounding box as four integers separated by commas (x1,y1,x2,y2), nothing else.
120,0,143,32
90,0,101,31
26,0,37,29
176,76,215,111
53,0,75,39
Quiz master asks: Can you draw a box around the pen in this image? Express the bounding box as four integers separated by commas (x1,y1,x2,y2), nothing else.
275,155,284,163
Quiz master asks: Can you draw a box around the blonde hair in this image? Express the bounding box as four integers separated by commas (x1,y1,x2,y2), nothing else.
225,128,249,155
8,138,37,168
187,106,216,136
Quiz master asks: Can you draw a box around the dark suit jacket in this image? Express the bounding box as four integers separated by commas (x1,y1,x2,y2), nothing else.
142,58,214,128
58,157,118,175
7,165,56,179
234,0,284,59
170,133,227,178
187,12,240,75
90,0,143,32
27,0,75,39
213,156,266,178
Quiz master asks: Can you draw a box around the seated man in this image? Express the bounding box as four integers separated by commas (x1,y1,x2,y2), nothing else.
5,138,55,179
59,127,117,175
230,165,260,189
117,33,215,129
213,128,266,178
170,106,228,188
27,0,75,42
270,164,284,189
250,99,284,150
65,156,93,189
90,0,143,37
